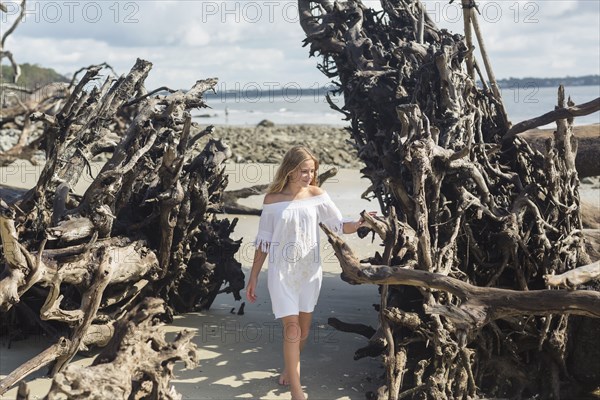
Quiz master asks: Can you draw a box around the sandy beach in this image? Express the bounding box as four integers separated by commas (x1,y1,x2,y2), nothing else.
0,123,598,399
0,157,386,400
0,250,386,400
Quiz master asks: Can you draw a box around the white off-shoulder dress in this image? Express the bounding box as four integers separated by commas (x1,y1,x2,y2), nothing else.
254,192,344,319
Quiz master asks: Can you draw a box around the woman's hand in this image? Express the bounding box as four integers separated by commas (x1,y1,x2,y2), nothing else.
358,211,378,225
344,212,377,234
246,276,258,303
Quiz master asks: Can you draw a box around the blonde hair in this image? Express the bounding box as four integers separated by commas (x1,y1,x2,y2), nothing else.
267,146,319,193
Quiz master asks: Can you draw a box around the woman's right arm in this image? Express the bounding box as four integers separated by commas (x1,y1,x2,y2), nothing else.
246,248,268,303
248,194,275,303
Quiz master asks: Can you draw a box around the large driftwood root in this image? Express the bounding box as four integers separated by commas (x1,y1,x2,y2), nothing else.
300,0,599,398
0,59,243,391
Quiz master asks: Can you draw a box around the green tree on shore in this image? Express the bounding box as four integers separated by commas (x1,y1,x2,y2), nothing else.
1,63,69,91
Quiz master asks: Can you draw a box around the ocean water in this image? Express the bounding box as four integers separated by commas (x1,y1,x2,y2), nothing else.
502,84,600,127
197,85,600,128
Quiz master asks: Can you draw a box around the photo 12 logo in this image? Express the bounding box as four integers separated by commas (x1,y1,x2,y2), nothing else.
199,320,338,344
1,1,140,24
500,81,540,104
422,1,540,25
210,81,340,105
0,163,43,186
200,1,301,24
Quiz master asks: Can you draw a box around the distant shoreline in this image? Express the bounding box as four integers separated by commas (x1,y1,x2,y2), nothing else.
202,76,599,99
2,63,596,96
496,75,599,88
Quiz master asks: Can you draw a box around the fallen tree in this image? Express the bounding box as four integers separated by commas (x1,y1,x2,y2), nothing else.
519,127,600,178
0,60,244,393
299,0,600,398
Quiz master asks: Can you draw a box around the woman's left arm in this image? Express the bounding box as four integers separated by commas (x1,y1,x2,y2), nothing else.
343,213,367,234
342,220,362,234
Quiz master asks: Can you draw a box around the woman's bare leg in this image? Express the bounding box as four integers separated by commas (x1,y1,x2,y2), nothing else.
298,312,312,352
280,313,313,387
281,315,306,400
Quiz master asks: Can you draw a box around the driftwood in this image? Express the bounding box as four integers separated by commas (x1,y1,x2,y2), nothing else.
0,338,69,395
544,261,600,289
0,60,243,393
506,98,600,138
11,297,199,400
519,127,600,178
0,1,74,168
0,0,26,84
299,0,599,398
323,223,600,322
221,184,269,215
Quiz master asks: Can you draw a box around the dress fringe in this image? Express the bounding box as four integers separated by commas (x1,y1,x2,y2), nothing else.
254,236,271,253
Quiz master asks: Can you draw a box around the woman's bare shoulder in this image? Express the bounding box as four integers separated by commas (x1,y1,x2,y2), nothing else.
309,186,326,196
263,192,284,205
263,187,326,205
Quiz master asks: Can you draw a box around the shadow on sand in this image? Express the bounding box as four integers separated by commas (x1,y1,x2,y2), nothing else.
168,268,383,400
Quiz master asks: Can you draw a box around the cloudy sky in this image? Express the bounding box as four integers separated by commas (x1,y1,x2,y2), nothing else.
2,0,599,91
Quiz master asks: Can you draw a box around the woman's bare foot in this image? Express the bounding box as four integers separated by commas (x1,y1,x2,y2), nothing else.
290,387,306,400
278,369,289,386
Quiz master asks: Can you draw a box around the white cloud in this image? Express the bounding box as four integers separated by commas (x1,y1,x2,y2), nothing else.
1,0,598,89
173,24,211,47
434,0,599,79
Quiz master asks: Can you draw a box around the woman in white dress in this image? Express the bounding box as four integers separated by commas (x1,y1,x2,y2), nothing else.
246,146,365,400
